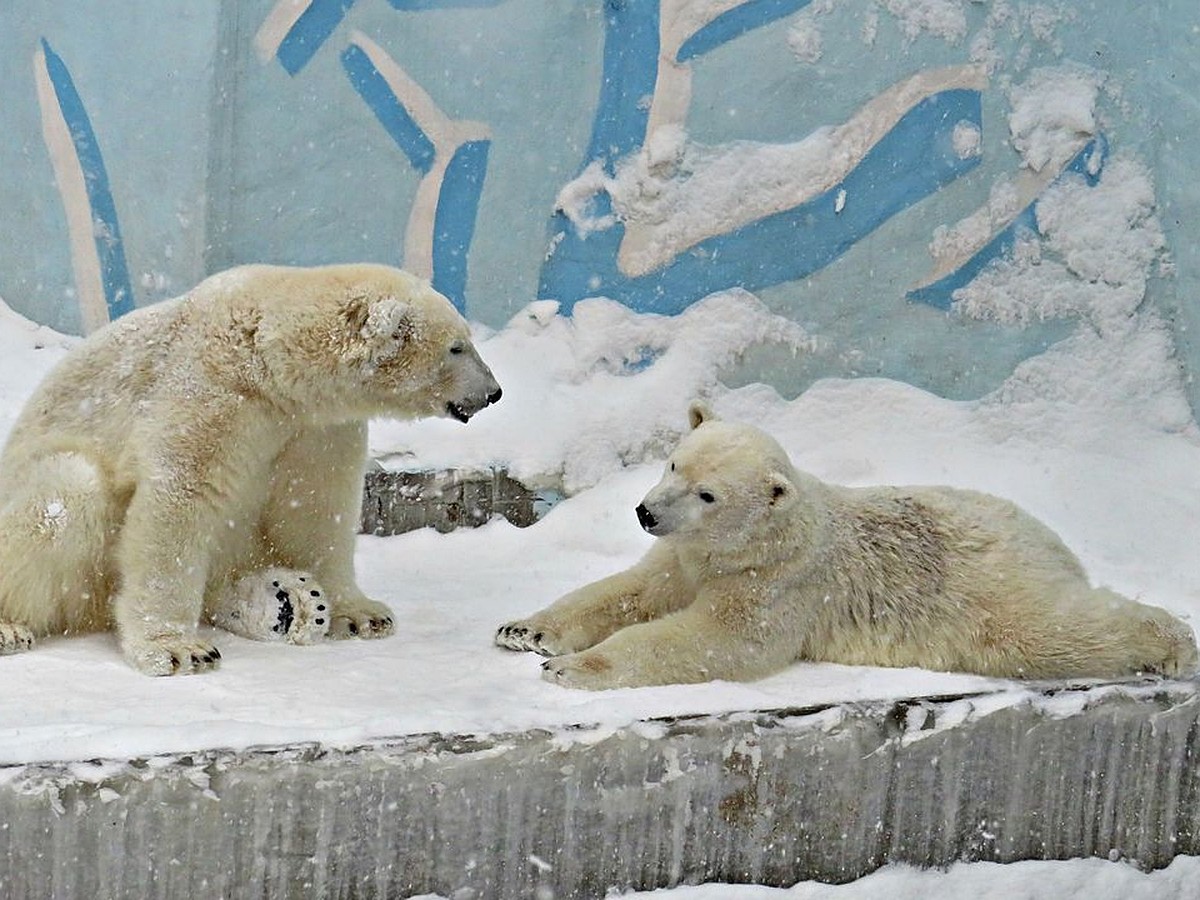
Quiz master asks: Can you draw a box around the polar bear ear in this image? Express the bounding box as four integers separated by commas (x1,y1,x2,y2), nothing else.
342,293,413,360
687,401,717,430
362,296,411,344
767,474,792,507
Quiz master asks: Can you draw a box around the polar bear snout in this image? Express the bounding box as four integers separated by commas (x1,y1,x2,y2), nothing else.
446,385,502,422
636,503,659,534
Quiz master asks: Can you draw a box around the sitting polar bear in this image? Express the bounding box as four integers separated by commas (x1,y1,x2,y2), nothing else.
0,263,500,675
498,403,1197,689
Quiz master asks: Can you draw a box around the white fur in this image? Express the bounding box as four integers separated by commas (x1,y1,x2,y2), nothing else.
498,403,1198,689
0,263,500,675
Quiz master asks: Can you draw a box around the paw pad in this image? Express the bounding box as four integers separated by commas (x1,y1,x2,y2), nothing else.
210,568,331,645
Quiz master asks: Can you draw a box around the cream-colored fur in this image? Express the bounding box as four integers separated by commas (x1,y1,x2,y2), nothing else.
498,403,1197,689
0,263,500,675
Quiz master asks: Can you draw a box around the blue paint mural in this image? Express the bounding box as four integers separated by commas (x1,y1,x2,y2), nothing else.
38,39,135,324
907,135,1108,309
7,0,1190,413
677,0,814,62
272,0,506,76
432,140,490,311
276,0,357,76
341,43,437,174
540,89,983,315
537,0,987,314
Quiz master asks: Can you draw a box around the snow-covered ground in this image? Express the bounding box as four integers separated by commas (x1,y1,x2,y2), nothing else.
618,854,1200,898
2,260,1199,892
3,268,1197,768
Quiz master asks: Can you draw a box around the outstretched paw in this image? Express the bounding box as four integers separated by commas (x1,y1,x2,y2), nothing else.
495,620,573,656
329,597,394,640
0,622,35,655
540,651,619,690
124,635,222,677
210,568,331,645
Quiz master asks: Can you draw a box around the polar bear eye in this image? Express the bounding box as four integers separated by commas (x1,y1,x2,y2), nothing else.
698,490,716,504
449,341,465,356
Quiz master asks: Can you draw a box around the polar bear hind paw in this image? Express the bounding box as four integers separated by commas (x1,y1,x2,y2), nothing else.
0,622,35,655
541,651,619,689
210,568,331,645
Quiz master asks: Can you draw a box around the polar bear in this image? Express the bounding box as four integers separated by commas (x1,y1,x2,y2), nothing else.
0,263,500,675
497,403,1197,689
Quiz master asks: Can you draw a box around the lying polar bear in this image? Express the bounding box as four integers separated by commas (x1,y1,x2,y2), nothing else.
0,263,500,675
498,403,1197,689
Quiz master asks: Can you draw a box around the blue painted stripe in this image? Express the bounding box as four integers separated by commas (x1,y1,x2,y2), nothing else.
540,88,983,315
906,134,1109,310
584,0,660,171
432,140,491,314
341,44,437,174
277,0,356,76
387,0,505,8
677,0,815,62
40,39,135,322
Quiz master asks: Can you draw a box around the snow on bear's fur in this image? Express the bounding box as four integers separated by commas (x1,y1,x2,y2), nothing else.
0,263,500,676
498,403,1197,689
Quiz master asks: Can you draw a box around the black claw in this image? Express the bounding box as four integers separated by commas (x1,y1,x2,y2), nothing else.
211,647,221,660
541,660,551,670
169,654,181,673
382,617,393,628
533,632,544,643
316,604,326,612
348,622,359,635
315,618,325,626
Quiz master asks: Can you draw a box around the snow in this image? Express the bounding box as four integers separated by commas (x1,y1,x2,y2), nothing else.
619,854,1200,898
0,246,1196,769
1008,64,1103,173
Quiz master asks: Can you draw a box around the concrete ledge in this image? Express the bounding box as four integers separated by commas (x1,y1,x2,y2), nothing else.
1,684,1197,899
361,466,560,535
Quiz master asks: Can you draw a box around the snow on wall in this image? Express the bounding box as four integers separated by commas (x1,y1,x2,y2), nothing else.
0,0,1197,417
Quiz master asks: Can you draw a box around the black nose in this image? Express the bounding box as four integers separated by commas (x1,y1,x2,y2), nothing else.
487,387,502,406
635,503,657,531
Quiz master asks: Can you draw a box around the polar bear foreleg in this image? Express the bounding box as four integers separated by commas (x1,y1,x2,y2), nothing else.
260,422,394,640
0,451,115,652
541,602,797,689
111,488,224,676
496,542,691,657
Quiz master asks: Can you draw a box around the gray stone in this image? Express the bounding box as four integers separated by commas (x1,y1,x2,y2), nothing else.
360,467,559,536
2,683,1198,899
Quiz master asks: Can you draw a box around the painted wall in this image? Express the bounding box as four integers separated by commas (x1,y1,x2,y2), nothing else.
1,1,1197,415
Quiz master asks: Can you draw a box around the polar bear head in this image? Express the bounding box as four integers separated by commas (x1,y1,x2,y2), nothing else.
247,264,501,423
636,402,799,548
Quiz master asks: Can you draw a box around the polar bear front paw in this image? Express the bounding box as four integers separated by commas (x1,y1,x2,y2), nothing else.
328,597,394,640
210,568,331,645
0,622,35,655
124,635,222,677
495,620,578,656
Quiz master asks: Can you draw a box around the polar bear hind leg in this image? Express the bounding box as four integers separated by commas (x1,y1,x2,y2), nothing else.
1007,586,1200,680
0,451,116,652
208,567,331,645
